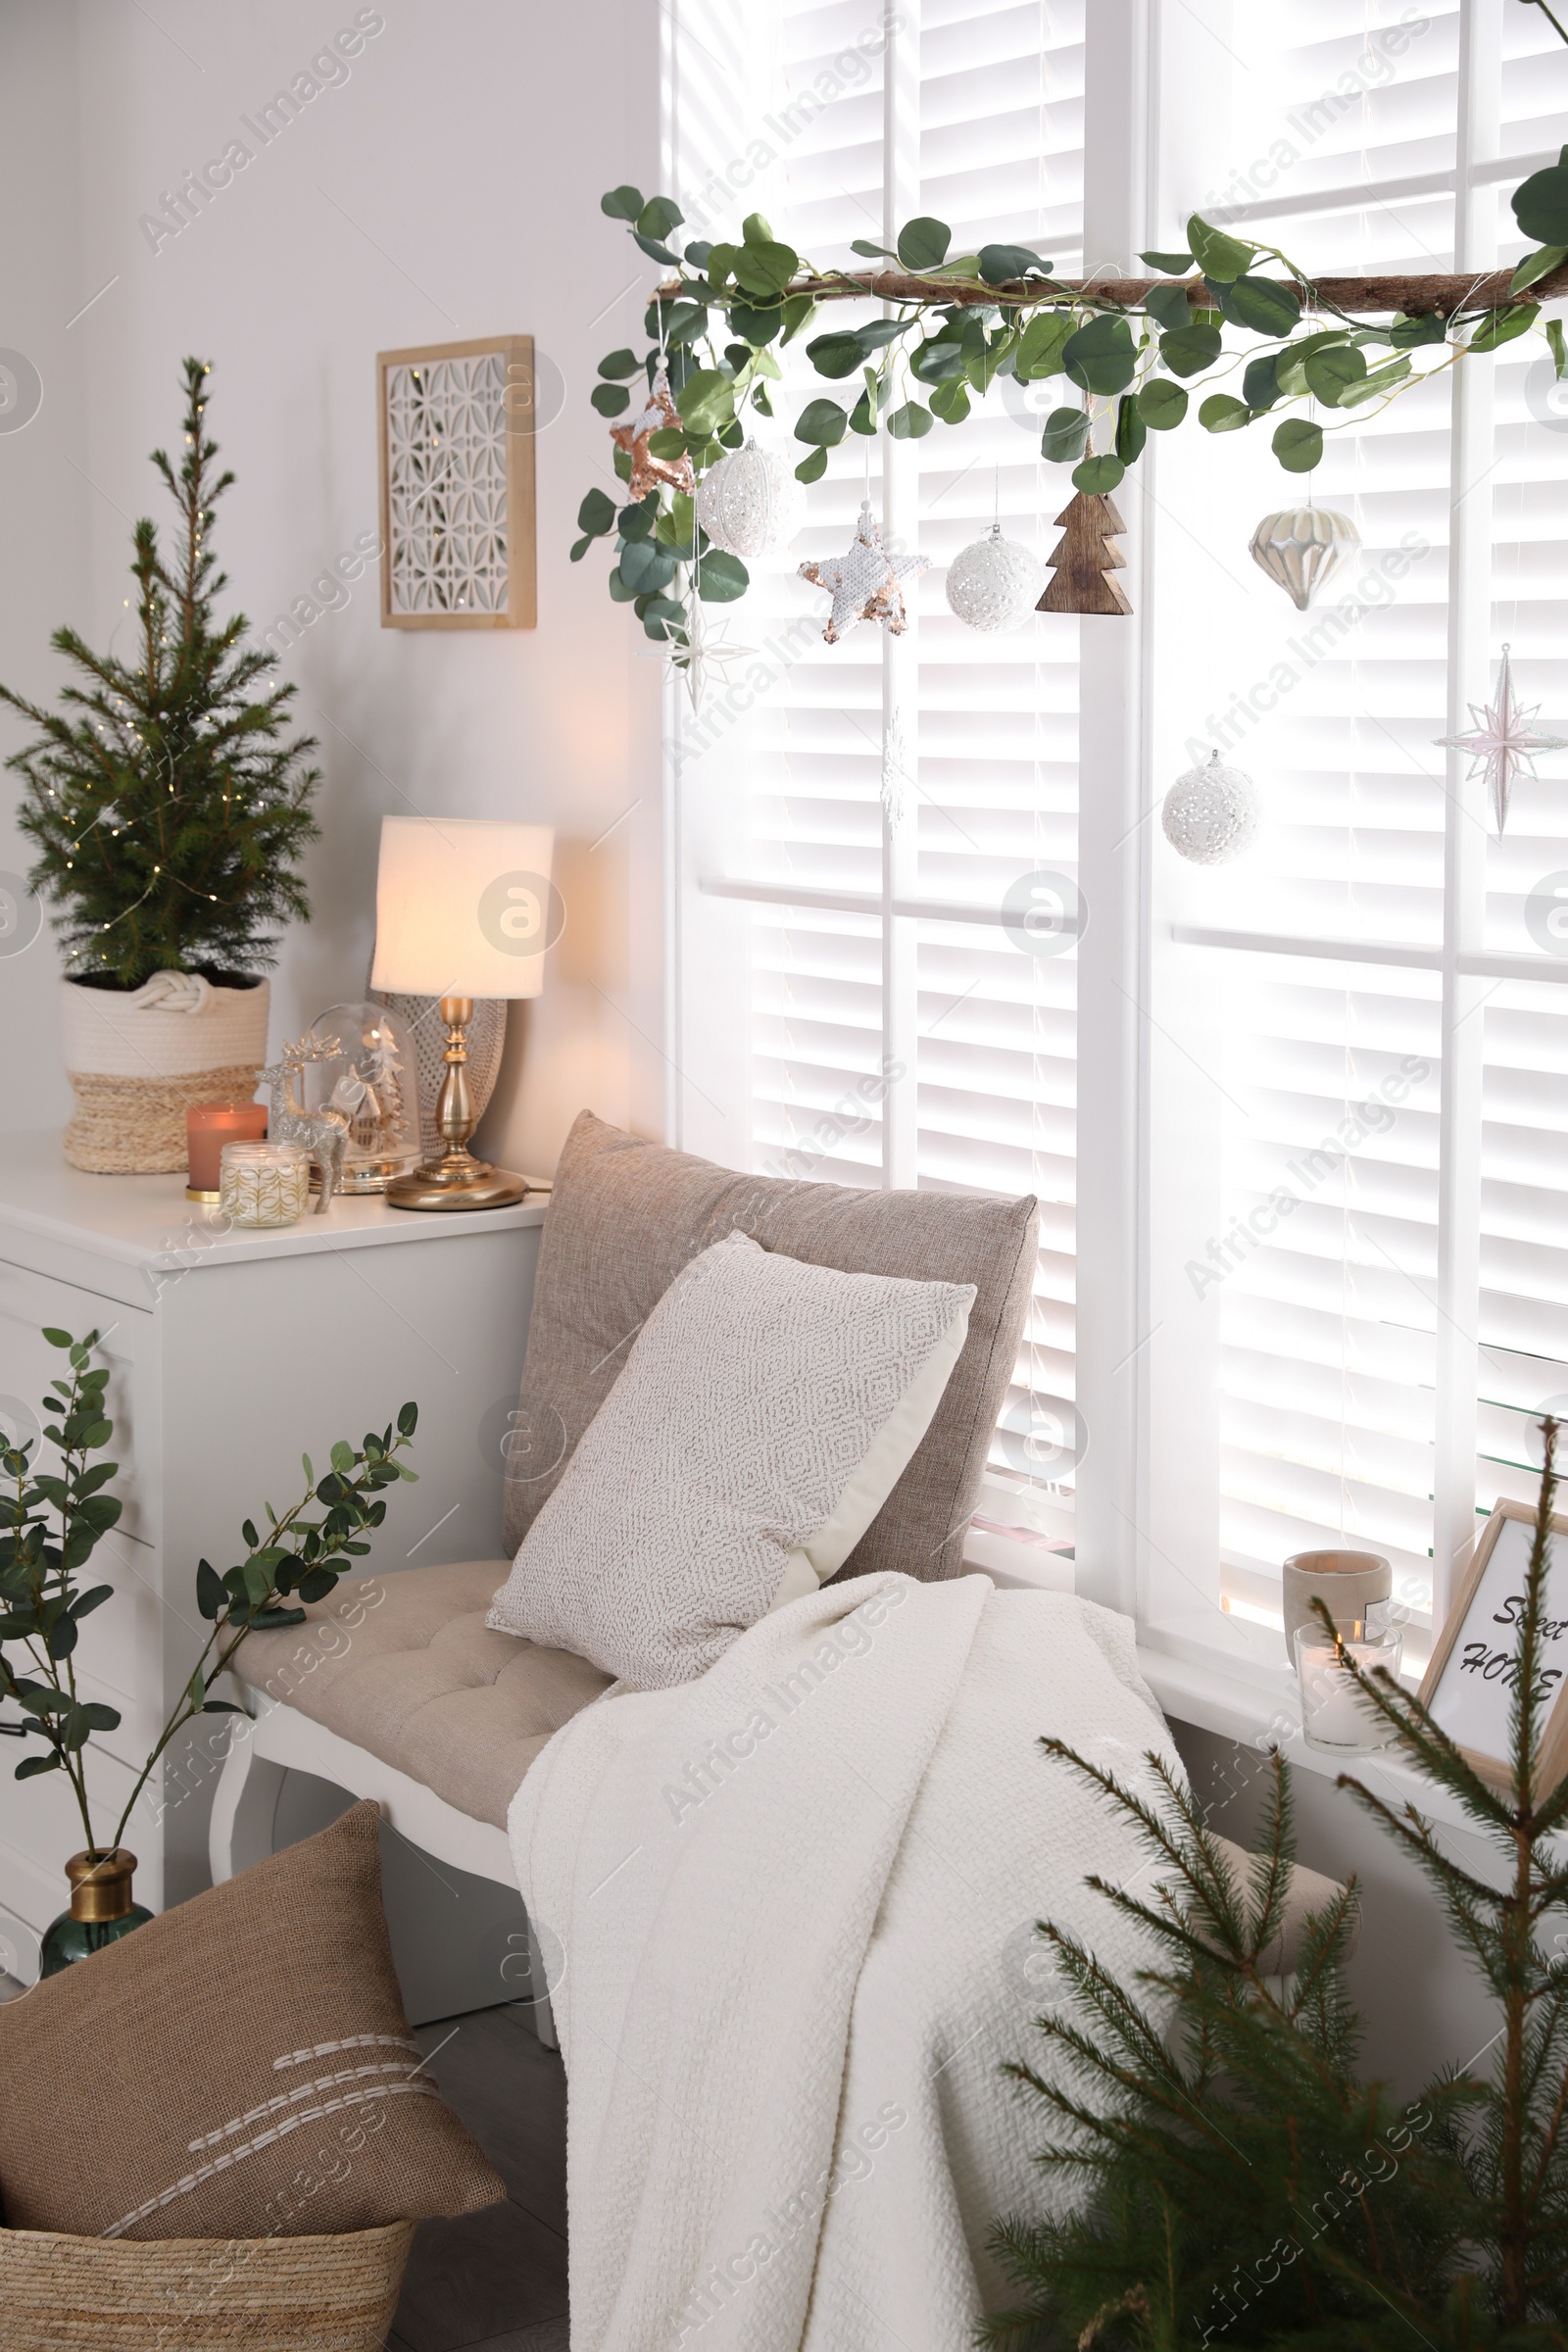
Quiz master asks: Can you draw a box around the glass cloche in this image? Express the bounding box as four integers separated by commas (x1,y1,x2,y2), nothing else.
301,1001,420,1193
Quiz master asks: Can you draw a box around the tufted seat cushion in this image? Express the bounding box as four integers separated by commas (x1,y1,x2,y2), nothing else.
235,1560,613,1831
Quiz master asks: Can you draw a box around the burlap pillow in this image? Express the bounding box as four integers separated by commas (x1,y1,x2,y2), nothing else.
503,1112,1039,1582
0,1803,504,2240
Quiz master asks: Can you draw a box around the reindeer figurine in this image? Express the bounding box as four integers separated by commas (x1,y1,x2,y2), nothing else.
258,1032,356,1213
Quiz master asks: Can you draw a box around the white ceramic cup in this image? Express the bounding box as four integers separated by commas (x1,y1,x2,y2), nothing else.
1281,1547,1393,1665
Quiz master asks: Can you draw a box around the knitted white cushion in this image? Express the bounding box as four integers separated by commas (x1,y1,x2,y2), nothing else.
487,1231,974,1688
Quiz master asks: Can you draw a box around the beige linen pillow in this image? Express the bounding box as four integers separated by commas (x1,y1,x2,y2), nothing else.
0,1803,504,2240
488,1232,974,1687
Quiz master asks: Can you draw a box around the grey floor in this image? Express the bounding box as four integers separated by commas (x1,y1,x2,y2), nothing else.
387,2003,568,2352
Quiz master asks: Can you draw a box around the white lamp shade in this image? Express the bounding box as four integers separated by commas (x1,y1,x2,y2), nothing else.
370,816,556,1000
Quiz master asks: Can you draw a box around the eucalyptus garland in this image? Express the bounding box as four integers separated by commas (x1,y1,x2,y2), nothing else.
575,155,1568,662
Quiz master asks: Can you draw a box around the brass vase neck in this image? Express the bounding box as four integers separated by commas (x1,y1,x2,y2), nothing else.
66,1848,137,1924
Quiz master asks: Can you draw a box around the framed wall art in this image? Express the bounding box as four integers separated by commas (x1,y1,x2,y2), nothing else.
1418,1497,1568,1796
376,334,536,629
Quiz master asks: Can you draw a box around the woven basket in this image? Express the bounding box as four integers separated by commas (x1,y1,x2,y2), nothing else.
60,975,270,1175
0,2219,414,2351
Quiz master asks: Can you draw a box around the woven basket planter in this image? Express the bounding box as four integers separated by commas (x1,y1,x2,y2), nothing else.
60,975,270,1175
0,2218,414,2351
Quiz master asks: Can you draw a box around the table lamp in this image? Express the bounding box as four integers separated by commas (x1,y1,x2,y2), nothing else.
369,814,555,1211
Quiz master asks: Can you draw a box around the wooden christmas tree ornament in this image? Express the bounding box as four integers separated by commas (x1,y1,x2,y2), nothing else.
1037,492,1131,616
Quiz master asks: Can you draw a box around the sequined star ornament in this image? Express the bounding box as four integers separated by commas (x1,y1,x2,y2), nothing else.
1436,644,1568,835
798,501,929,645
611,366,696,500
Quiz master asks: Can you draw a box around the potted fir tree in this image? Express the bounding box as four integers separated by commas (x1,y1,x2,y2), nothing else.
0,357,320,1172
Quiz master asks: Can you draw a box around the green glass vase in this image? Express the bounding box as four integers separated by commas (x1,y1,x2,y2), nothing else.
39,1848,152,1977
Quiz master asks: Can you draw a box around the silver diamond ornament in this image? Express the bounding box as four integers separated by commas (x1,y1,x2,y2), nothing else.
1249,506,1359,611
944,524,1044,632
1161,751,1259,865
694,440,806,558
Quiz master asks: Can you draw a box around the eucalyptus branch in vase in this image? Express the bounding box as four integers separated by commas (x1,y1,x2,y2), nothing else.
0,1325,417,1966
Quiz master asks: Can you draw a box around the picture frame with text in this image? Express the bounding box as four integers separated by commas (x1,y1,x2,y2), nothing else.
1418,1497,1568,1797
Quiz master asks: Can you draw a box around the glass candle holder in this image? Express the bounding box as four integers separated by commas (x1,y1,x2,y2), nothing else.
1294,1620,1404,1754
219,1140,311,1229
186,1100,269,1201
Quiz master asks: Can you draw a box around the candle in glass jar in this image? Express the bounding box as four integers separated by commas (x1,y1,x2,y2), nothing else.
187,1100,268,1200
1294,1623,1403,1753
219,1141,311,1229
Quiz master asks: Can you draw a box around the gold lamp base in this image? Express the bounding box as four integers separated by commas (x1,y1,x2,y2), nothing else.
384,995,534,1214
387,1147,531,1212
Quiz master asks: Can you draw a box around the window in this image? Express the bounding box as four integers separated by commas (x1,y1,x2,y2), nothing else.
664,0,1568,1667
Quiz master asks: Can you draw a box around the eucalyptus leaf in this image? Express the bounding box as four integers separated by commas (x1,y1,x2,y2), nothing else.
795,446,829,483
897,215,952,270
637,195,684,240
1513,163,1568,247
1114,394,1147,465
618,538,676,594
1186,213,1254,285
1468,302,1539,354
909,336,967,386
887,401,935,440
1014,312,1071,380
577,487,616,535
979,242,1050,285
1303,343,1367,405
1072,453,1126,494
1336,354,1412,406
1144,283,1194,334
1063,315,1137,396
1041,406,1092,464
1135,378,1188,431
929,376,971,424
795,398,848,448
732,240,799,300
591,383,632,418
729,303,783,346
598,348,641,381
697,550,749,602
1216,274,1302,337
1511,245,1568,295
601,185,644,221
851,237,897,259
1158,323,1223,379
1199,392,1252,433
806,333,867,380
1272,416,1324,472
1141,250,1194,273
1243,354,1281,412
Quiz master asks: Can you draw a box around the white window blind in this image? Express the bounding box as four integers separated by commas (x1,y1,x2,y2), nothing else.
1146,0,1568,1667
669,0,1087,1552
665,0,1568,1654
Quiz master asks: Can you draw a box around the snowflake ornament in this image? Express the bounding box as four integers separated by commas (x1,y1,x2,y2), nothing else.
1435,644,1568,836
798,501,929,645
611,366,696,500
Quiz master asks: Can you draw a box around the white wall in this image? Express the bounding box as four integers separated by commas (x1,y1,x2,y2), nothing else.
0,0,668,1169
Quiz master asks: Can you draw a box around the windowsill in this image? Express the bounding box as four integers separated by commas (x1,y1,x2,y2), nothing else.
1136,1638,1543,1849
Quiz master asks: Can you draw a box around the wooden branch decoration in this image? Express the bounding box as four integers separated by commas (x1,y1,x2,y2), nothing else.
661,264,1568,318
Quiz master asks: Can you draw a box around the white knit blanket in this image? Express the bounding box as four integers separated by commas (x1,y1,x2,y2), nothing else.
508,1571,1179,2352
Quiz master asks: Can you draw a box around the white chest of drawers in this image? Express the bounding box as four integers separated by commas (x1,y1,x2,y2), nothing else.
0,1132,544,1979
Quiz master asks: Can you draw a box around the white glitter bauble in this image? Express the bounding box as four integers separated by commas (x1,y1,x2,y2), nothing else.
694,440,806,558
1160,750,1259,864
1249,505,1359,612
943,523,1045,632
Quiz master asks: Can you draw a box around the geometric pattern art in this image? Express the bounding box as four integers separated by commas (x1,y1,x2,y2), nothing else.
377,335,536,629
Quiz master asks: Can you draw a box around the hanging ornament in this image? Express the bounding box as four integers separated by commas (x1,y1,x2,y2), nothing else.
671,600,755,715
1037,493,1130,616
611,366,696,500
694,439,805,557
881,710,912,830
1435,642,1568,836
1161,750,1259,865
1249,505,1359,610
944,524,1044,632
797,500,929,644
